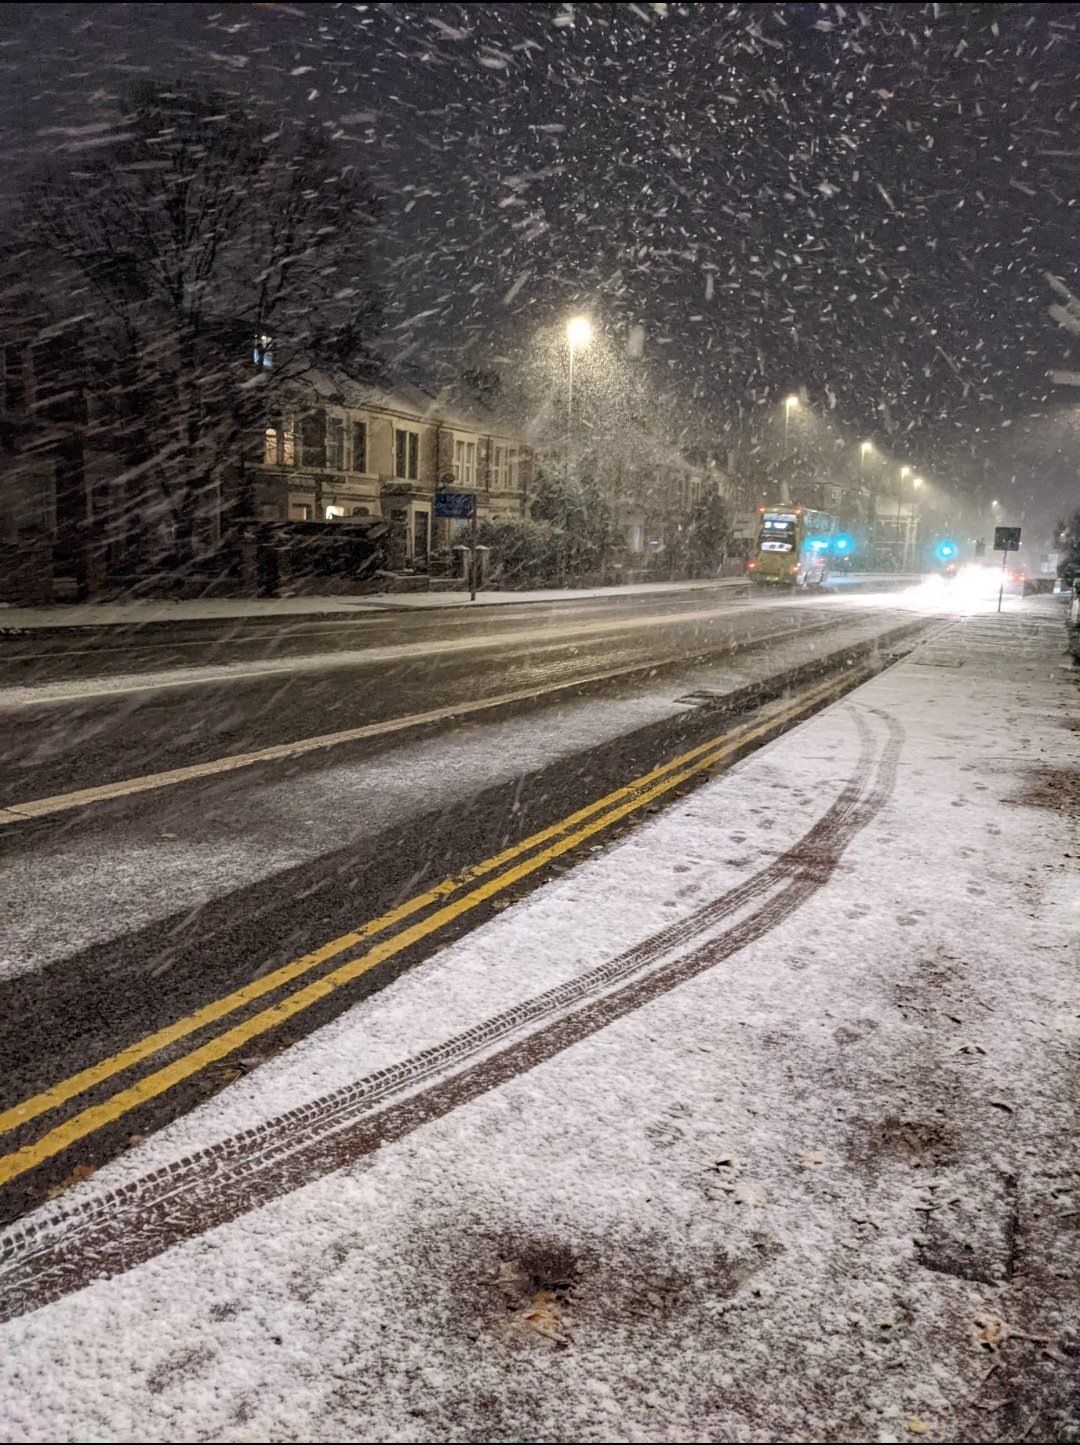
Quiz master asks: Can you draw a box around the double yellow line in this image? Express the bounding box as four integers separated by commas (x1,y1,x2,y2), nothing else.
0,671,850,1190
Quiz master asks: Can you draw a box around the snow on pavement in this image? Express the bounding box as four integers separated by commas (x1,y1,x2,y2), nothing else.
0,602,1076,1442
0,578,748,630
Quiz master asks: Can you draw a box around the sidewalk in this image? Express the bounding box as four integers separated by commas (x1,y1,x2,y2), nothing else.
1,598,1075,1443
0,578,748,631
0,574,920,631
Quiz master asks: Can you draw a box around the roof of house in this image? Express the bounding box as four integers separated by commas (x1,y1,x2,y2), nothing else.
293,368,522,439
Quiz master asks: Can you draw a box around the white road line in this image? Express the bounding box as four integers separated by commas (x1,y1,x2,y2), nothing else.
0,604,755,708
0,593,874,710
0,658,706,826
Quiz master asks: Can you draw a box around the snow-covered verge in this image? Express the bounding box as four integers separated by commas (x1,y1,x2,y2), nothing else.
0,578,748,629
0,600,1076,1443
0,575,919,628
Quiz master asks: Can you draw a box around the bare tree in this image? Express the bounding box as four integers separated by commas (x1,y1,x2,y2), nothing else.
19,84,382,565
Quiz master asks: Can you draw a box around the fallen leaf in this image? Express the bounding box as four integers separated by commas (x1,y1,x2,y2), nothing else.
46,1162,96,1199
800,1150,826,1169
977,1313,1005,1349
516,1290,570,1342
906,1418,930,1434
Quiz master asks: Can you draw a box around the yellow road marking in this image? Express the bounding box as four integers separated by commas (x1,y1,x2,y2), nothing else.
0,684,814,1139
0,672,852,1187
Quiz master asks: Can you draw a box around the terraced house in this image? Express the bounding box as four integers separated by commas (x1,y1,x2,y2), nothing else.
252,372,533,568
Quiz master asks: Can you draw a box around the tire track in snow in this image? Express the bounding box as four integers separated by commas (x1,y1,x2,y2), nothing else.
0,706,903,1323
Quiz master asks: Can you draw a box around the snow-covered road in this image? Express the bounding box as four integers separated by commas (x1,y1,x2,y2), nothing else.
0,600,1076,1443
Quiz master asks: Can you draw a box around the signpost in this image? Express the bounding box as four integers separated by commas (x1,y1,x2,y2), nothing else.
993,525,1021,614
435,489,480,601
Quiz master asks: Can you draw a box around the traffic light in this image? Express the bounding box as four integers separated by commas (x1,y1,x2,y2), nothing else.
832,533,854,556
933,539,958,563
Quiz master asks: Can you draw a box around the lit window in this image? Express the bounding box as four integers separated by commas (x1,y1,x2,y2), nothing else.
325,505,345,521
264,421,295,466
253,334,273,368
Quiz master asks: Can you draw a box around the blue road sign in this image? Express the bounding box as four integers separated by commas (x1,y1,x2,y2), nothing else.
434,490,476,519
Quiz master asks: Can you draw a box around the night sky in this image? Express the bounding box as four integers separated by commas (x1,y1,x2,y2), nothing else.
2,1,1078,526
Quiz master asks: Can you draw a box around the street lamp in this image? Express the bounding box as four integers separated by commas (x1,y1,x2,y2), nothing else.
895,468,912,572
780,395,799,504
566,315,592,422
783,394,799,454
908,477,924,570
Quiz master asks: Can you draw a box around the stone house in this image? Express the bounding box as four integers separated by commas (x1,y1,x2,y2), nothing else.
250,372,533,568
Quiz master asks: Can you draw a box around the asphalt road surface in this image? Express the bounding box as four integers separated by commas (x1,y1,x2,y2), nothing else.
0,583,910,804
0,582,939,1222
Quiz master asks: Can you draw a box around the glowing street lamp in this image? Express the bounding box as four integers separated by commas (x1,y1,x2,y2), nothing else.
859,439,872,486
895,468,913,571
566,315,592,422
786,393,803,453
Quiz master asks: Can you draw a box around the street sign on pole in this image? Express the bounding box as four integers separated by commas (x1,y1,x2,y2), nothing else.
436,490,481,599
434,490,476,519
994,526,1021,614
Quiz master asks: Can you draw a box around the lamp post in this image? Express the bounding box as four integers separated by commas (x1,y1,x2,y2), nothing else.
566,315,592,426
908,477,923,571
895,466,912,571
781,394,799,503
859,440,872,486
858,440,873,535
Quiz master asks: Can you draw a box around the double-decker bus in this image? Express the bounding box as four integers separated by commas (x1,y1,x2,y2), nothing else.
745,504,836,587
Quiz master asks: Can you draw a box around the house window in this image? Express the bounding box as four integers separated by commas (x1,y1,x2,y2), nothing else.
264,422,296,466
290,502,311,521
491,445,505,488
395,429,419,480
352,421,368,474
505,447,521,490
253,334,273,368
453,439,476,487
326,416,345,470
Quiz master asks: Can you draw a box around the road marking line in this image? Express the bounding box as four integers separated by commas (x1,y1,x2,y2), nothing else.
0,662,677,825
0,681,830,1137
0,620,842,826
0,604,753,709
0,673,851,1185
